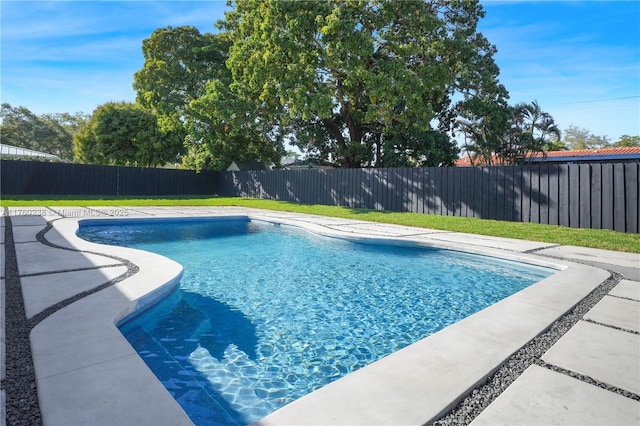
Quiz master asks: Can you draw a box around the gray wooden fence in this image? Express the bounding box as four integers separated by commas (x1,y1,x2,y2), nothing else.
3,159,637,233
217,163,639,233
1,160,217,196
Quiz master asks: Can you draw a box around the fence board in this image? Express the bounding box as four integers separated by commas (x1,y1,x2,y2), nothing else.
382,169,391,211
345,168,352,206
614,164,626,232
423,168,434,214
539,165,550,225
360,168,367,208
315,170,324,205
317,170,326,205
310,170,319,204
476,168,485,218
347,168,355,207
329,169,337,205
441,167,449,215
453,167,460,216
579,165,591,228
568,165,581,228
446,167,454,215
590,165,602,230
505,166,515,221
470,167,481,218
457,167,467,218
556,165,568,227
397,168,406,212
394,168,402,212
599,165,614,231
494,167,504,221
433,168,442,215
352,168,361,208
344,168,352,207
335,170,342,205
521,167,531,223
530,166,541,224
486,167,496,220
625,163,638,233
371,168,380,210
547,165,558,226
511,167,518,222
399,168,406,211
296,170,304,203
409,168,418,213
415,169,422,213
441,167,448,215
420,168,427,214
406,168,415,213
380,169,390,211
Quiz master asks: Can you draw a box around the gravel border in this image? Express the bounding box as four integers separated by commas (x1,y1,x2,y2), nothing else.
1,211,139,426
2,213,42,426
428,269,640,426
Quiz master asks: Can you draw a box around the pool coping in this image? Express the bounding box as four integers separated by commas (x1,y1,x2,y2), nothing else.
3,206,638,425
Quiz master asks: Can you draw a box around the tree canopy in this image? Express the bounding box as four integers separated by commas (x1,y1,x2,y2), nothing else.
133,26,227,121
613,135,640,147
73,102,183,167
210,0,507,168
0,103,87,161
133,25,286,170
562,125,610,150
561,126,640,149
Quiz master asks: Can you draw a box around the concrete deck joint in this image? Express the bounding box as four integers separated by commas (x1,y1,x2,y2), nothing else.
608,293,640,303
523,243,562,253
534,359,640,402
582,318,640,335
16,264,125,279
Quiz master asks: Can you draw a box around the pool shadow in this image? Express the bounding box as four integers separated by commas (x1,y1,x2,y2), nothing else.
182,291,259,361
122,290,260,424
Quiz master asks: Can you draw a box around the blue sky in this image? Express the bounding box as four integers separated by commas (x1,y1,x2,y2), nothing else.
1,1,639,142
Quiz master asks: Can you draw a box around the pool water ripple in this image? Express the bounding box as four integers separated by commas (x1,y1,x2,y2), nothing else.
79,219,552,425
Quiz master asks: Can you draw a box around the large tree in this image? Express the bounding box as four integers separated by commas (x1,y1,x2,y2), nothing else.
133,25,280,170
133,26,230,167
219,0,504,167
187,78,286,170
133,26,227,120
74,102,183,167
0,103,87,161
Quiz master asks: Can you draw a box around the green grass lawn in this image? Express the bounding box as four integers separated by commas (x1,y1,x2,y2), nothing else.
2,195,639,253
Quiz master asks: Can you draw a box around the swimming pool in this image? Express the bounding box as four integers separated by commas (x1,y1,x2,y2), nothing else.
78,218,553,425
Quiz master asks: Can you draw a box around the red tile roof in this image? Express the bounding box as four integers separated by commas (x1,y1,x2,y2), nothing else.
541,147,640,158
455,147,640,167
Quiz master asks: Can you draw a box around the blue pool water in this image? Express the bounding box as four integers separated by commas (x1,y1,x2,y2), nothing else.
78,218,553,425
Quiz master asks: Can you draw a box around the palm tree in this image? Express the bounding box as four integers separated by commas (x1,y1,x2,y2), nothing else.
456,100,560,166
500,101,561,164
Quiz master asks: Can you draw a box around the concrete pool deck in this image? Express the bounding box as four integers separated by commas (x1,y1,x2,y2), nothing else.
1,206,638,425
